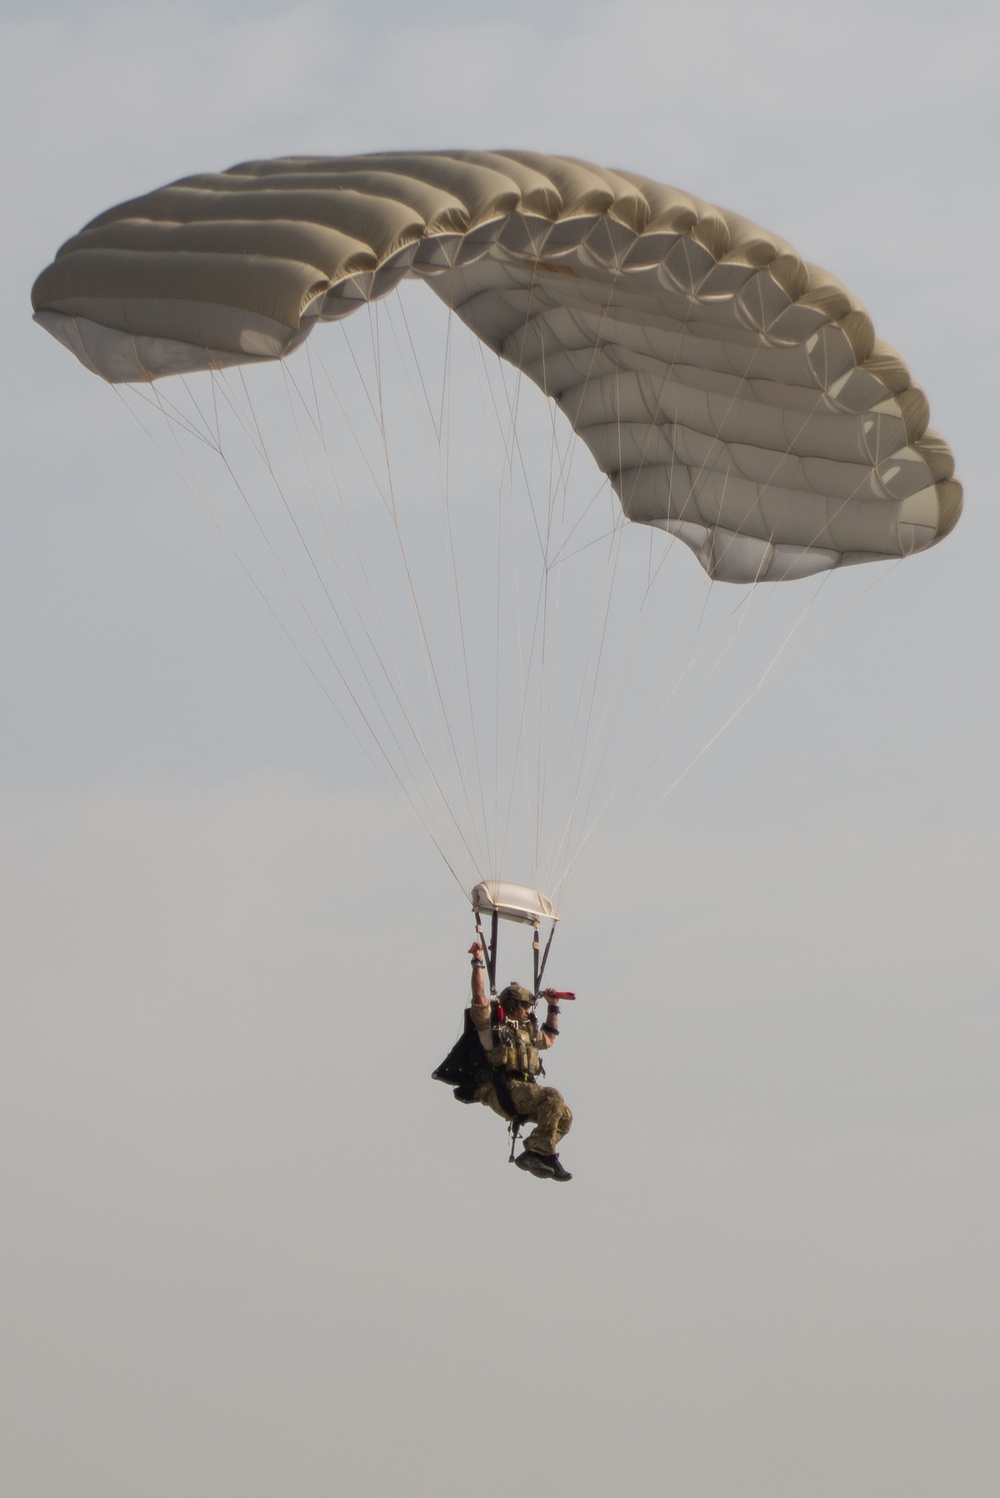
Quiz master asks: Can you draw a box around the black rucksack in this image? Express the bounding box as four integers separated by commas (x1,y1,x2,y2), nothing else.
431,1006,491,1103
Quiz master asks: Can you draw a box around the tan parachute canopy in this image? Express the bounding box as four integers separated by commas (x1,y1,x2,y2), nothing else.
32,150,961,583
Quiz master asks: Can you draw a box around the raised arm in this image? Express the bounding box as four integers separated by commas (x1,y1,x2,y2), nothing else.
535,989,566,1050
538,988,576,1048
469,942,489,1020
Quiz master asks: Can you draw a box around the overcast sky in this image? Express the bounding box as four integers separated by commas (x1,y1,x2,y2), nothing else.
2,3,998,1496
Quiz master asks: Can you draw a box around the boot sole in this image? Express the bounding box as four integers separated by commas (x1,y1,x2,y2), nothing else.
514,1153,555,1178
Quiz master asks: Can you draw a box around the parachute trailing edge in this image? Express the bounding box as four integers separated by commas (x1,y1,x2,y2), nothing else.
31,150,961,582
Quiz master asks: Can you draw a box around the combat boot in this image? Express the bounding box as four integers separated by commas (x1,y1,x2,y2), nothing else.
514,1151,555,1178
546,1154,572,1182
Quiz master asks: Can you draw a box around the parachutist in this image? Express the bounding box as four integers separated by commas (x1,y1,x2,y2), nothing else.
466,941,574,1181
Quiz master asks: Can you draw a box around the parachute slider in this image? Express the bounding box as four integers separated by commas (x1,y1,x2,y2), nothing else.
471,880,556,926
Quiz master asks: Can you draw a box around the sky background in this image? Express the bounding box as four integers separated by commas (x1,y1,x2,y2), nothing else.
2,2,998,1495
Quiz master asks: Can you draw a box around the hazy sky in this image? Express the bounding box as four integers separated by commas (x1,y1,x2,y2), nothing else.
3,3,998,1495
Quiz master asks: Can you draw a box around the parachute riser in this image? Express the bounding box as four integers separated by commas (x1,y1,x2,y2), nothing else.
470,880,558,1001
472,905,500,994
473,909,552,998
535,921,556,997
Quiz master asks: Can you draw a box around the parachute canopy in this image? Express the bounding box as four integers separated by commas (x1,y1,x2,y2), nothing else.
32,150,960,585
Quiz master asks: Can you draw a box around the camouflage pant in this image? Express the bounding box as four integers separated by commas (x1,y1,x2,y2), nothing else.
476,1076,573,1156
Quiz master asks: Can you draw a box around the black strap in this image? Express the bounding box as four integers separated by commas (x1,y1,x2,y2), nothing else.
491,1067,519,1119
487,910,499,992
492,1069,521,1164
536,921,556,993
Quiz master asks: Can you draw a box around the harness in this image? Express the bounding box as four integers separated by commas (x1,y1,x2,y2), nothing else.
489,1010,543,1079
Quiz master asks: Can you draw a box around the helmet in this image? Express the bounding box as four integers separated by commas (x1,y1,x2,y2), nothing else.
499,982,534,1007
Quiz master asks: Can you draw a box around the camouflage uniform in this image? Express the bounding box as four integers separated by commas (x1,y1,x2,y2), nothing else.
470,1005,572,1156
